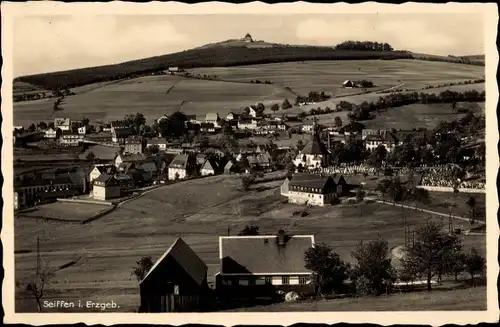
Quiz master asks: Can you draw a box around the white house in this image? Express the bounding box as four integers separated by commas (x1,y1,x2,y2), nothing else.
89,164,117,184
301,124,314,133
364,131,400,152
147,137,168,150
168,154,193,180
248,106,258,118
44,127,58,139
205,113,220,127
92,174,121,200
238,119,258,130
60,131,83,146
78,126,87,135
200,160,217,176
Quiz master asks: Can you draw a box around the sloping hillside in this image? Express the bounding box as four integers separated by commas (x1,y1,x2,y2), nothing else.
14,45,411,90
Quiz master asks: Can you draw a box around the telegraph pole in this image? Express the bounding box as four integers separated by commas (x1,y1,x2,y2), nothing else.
36,236,41,275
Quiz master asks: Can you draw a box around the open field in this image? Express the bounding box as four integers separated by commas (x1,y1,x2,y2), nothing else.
13,74,294,127
14,60,484,128
189,59,484,96
14,174,486,312
224,286,487,311
17,202,110,223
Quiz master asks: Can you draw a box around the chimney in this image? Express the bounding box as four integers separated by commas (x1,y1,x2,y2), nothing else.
277,229,286,246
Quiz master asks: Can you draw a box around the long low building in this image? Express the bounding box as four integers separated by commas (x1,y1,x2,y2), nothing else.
282,173,347,206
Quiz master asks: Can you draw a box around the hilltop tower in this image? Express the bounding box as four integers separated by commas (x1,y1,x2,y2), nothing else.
244,33,253,42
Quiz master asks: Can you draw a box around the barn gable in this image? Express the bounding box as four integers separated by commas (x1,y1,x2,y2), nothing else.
140,238,207,287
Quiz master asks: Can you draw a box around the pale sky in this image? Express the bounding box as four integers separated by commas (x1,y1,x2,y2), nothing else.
13,14,484,77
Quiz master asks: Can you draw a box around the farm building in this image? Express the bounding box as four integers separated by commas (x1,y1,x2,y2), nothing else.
205,113,220,126
364,131,400,152
200,159,218,176
54,118,71,131
342,80,354,88
80,145,121,162
114,153,148,168
59,131,84,146
92,174,121,200
238,119,258,130
247,153,271,171
200,123,216,133
215,231,315,299
89,164,117,184
147,137,168,150
112,127,135,145
168,154,195,180
285,173,347,206
167,67,184,73
139,238,210,312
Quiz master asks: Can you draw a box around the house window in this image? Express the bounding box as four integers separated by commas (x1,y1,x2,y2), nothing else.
282,276,290,285
248,278,256,286
265,276,272,285
232,279,239,286
174,285,179,295
299,276,307,284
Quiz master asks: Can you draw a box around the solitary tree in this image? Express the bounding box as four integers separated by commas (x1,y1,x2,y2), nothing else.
270,103,280,113
401,221,462,291
334,116,343,128
463,247,485,287
466,196,477,225
132,256,154,282
26,237,55,312
304,243,349,296
356,187,365,216
282,98,292,110
350,239,396,296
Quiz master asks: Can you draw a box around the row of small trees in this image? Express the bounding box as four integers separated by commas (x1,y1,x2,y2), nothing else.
304,221,485,297
343,89,485,122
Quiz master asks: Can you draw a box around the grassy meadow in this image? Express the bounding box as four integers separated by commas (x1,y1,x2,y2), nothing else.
189,59,484,95
13,59,484,128
14,174,486,312
224,286,487,311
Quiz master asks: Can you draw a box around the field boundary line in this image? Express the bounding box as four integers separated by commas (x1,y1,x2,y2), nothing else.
375,200,485,225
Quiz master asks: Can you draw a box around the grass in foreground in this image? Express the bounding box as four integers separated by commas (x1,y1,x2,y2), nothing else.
224,286,487,311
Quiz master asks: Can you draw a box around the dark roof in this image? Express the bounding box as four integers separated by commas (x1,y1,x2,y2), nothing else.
113,127,134,137
15,175,73,188
93,174,118,186
120,153,148,162
147,137,167,145
80,145,121,161
248,153,271,166
169,154,190,169
126,135,143,144
289,174,333,189
61,131,80,136
94,165,117,175
301,132,328,155
200,123,215,129
220,235,314,274
140,238,207,286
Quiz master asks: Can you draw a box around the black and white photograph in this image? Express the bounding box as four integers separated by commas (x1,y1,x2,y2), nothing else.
2,2,498,325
